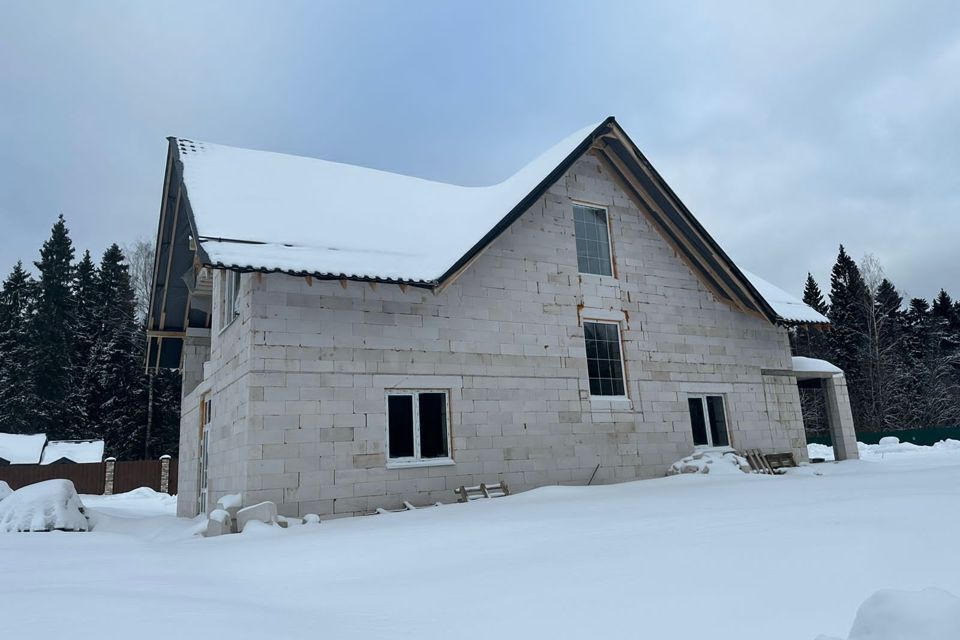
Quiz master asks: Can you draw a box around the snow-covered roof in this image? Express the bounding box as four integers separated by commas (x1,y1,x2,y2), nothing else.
40,440,105,465
166,118,827,326
0,433,47,465
177,122,602,284
792,356,844,377
740,270,829,324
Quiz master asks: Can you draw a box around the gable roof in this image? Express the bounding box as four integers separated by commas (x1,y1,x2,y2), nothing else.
148,117,826,368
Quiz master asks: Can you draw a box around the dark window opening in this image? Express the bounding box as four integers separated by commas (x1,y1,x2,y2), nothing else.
688,398,708,446
418,393,448,459
688,395,729,447
387,391,450,462
584,321,626,397
706,396,729,447
387,395,415,459
573,205,613,276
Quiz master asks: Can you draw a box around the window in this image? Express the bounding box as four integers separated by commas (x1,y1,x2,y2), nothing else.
198,393,212,513
687,395,730,447
573,204,613,276
221,270,241,329
387,391,451,464
584,321,626,397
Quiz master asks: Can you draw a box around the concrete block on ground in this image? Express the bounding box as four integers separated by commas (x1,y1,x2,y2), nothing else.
237,501,278,531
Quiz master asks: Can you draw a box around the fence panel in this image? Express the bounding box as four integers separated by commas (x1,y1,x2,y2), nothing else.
113,460,164,493
808,426,960,447
0,462,106,494
168,459,179,495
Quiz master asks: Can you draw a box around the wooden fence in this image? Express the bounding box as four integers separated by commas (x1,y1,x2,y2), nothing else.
0,462,106,494
0,458,178,495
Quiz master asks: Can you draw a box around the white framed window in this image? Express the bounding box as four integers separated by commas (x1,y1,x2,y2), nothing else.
198,392,212,513
583,320,627,397
220,270,241,331
573,203,614,277
687,395,730,447
386,390,452,466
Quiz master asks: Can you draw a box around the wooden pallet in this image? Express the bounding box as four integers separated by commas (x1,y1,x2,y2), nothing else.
456,481,510,503
764,452,798,471
742,449,777,474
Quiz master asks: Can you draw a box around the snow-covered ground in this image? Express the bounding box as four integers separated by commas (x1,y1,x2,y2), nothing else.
2,443,959,639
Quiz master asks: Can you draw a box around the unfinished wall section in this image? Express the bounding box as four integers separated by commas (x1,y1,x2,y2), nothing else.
176,271,255,516
228,153,805,519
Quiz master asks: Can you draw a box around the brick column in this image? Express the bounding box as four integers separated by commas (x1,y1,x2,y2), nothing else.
104,457,116,495
159,455,172,494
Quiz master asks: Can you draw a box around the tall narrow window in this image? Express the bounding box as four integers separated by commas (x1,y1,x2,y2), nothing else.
573,204,613,276
221,270,241,329
198,393,212,513
687,395,730,447
387,391,451,464
584,321,626,397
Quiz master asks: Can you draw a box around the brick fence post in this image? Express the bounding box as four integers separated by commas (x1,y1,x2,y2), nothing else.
159,455,171,494
104,457,116,495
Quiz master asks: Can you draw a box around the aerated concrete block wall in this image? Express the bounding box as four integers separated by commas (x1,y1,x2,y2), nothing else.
176,275,255,517
183,154,807,518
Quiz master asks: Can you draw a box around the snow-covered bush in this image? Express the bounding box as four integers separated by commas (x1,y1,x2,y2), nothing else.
666,449,750,476
818,587,960,640
0,479,89,532
0,480,12,501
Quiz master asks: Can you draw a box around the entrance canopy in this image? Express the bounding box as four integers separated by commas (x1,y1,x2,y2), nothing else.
791,356,843,380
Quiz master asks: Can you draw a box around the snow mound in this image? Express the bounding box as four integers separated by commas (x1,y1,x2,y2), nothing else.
0,479,89,532
808,439,960,462
217,493,242,509
0,480,12,501
209,508,230,524
667,449,750,475
823,588,960,640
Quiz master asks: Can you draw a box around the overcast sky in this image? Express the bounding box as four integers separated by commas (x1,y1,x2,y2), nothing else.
2,1,958,300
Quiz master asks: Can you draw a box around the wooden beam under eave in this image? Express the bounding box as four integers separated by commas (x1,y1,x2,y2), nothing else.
592,147,751,315
147,330,186,338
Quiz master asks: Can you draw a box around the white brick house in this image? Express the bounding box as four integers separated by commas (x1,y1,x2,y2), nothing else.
147,117,856,519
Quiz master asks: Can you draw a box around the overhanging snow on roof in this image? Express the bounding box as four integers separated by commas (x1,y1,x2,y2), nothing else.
740,270,829,324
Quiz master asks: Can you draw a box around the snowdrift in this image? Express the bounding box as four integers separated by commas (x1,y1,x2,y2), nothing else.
667,449,749,475
819,587,960,640
0,479,89,532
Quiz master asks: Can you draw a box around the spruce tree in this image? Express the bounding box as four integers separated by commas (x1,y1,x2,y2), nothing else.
793,273,829,359
30,215,75,438
0,262,39,433
802,273,828,315
872,278,909,429
91,244,145,457
65,251,100,438
827,245,871,430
